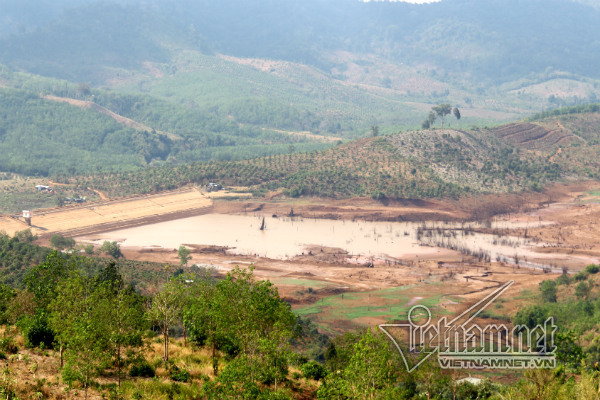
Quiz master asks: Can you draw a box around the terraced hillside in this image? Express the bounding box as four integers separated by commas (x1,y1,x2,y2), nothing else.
486,107,600,185
491,122,577,150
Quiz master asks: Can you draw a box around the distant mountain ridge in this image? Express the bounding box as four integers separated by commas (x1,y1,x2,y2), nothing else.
1,0,599,85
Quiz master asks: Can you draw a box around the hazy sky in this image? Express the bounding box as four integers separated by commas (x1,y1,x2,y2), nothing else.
363,0,441,3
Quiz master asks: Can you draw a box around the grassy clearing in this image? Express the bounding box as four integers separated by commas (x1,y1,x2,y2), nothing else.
293,285,457,332
0,174,100,213
578,189,600,204
274,277,333,288
0,191,57,214
514,289,536,300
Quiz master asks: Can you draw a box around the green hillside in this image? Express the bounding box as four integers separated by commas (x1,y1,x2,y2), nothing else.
0,59,525,178
1,0,600,197
2,0,600,85
0,70,332,176
66,107,600,201
118,51,434,137
70,127,555,200
0,87,155,176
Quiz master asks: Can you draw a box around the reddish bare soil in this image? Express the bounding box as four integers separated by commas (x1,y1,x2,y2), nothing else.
211,196,467,221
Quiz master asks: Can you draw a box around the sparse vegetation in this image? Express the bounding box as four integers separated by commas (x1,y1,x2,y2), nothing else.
63,118,577,202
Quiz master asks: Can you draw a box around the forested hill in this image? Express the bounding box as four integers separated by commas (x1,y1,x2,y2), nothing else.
2,0,600,182
66,106,600,200
0,76,330,176
1,0,599,85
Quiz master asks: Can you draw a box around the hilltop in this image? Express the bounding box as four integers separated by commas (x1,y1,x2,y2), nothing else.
54,105,597,203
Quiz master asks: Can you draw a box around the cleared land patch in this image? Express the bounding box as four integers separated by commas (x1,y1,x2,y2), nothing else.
492,122,575,150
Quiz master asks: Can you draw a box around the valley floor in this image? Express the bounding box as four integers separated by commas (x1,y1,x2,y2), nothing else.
10,182,595,332
3,182,600,335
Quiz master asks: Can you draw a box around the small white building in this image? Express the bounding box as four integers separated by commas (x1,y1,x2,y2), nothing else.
35,185,53,192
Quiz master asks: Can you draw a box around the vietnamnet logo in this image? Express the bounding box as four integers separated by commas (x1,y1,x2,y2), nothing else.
379,281,557,372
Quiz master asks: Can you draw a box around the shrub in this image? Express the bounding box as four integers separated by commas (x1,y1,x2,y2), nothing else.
513,305,548,329
100,241,123,259
19,313,54,349
84,244,94,255
575,271,588,281
129,360,155,378
575,281,592,299
300,361,327,381
539,280,557,303
49,234,75,250
170,365,191,382
0,337,17,354
556,274,572,286
585,264,599,275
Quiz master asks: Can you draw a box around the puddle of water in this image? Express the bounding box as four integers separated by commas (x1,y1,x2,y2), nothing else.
81,213,555,264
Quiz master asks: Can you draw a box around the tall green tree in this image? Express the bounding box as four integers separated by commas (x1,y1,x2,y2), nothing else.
370,125,379,137
21,251,94,351
93,263,147,387
317,329,404,399
184,274,221,373
428,110,437,128
186,266,296,383
215,267,296,381
178,245,192,267
453,107,461,121
0,284,15,325
432,103,452,129
49,270,108,400
148,280,184,361
24,251,97,309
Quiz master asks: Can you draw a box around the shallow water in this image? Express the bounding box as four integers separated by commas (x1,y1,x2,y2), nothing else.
83,213,553,263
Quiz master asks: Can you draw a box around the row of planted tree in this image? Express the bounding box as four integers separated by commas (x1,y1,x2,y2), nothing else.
1,250,303,399
2,248,600,399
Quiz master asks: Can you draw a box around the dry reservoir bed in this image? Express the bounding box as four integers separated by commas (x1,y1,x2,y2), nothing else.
4,185,600,333
80,212,565,271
